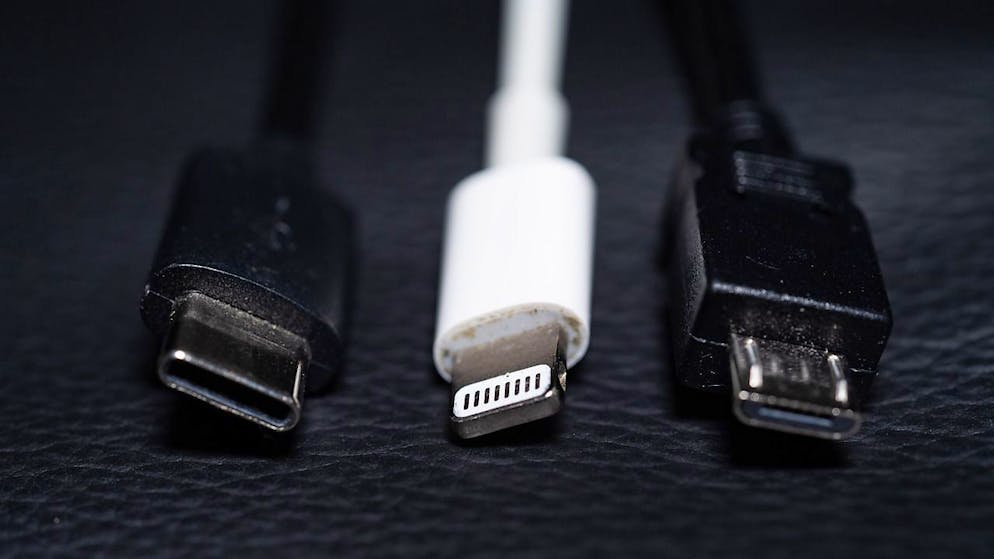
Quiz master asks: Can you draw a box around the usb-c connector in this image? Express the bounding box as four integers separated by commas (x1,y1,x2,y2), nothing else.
159,293,308,431
140,147,352,432
140,3,352,432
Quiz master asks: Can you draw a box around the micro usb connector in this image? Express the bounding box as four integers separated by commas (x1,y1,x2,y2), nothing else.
662,104,891,440
729,334,859,440
660,0,892,439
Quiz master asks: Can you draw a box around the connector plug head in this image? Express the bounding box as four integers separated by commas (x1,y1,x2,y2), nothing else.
140,146,353,431
662,108,891,441
158,293,307,431
729,334,859,440
449,323,567,439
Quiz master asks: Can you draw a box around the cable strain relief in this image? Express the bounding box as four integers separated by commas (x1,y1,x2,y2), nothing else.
486,88,568,167
707,100,795,156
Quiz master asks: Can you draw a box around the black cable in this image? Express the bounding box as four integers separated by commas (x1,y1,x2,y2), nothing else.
660,0,763,125
260,0,334,143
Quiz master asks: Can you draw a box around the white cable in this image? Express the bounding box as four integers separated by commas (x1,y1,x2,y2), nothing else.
434,0,596,438
487,0,569,167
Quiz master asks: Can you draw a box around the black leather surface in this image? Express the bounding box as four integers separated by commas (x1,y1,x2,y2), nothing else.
3,1,994,556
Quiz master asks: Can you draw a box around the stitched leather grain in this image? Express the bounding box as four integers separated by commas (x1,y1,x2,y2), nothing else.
2,1,994,557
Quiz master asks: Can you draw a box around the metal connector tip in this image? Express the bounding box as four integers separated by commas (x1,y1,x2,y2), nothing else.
158,293,307,432
449,323,567,439
729,334,861,440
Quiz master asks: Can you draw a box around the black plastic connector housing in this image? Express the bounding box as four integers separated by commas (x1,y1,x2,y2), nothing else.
664,105,891,419
140,143,352,430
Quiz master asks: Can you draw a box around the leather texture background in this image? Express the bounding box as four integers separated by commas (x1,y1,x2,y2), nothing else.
2,1,993,557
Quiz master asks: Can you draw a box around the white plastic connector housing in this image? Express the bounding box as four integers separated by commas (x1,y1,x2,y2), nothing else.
433,157,595,381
